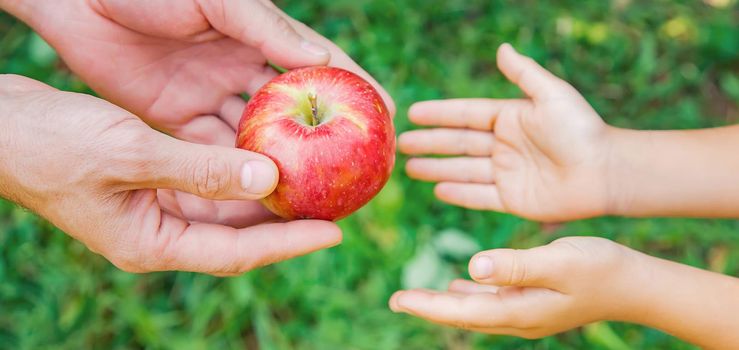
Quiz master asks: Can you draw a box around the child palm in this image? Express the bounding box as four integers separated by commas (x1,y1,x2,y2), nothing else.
400,44,613,221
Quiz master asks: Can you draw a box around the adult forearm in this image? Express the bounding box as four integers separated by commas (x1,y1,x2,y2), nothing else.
607,125,739,217
627,254,739,349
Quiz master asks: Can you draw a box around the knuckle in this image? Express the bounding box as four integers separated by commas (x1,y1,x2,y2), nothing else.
220,232,255,275
274,16,295,38
458,130,472,155
460,101,473,127
192,155,232,198
131,225,183,273
517,64,536,84
550,237,592,268
506,251,529,285
77,113,156,185
236,12,265,48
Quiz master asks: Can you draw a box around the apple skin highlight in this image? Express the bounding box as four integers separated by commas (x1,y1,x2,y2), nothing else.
236,67,395,221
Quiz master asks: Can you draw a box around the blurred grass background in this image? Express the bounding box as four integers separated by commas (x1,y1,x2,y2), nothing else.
2,0,739,349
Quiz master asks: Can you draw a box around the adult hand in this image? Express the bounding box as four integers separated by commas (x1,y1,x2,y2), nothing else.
1,0,395,225
5,0,395,142
0,74,341,275
399,44,612,222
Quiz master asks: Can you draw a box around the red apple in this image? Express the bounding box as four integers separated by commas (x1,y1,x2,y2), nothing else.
236,67,395,221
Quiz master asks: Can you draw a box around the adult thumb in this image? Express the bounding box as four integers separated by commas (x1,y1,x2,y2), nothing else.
136,135,279,200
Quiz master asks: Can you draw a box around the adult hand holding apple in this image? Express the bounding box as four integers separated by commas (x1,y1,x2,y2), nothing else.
237,67,395,220
0,74,341,275
0,0,395,226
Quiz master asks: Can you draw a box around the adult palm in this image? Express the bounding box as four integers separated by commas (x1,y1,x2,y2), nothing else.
13,0,395,226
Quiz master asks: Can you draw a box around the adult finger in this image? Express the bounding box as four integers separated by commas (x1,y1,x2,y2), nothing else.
134,213,341,274
273,8,396,117
217,64,279,131
220,95,248,131
399,129,495,156
199,0,331,69
174,191,277,227
407,158,495,183
173,114,237,147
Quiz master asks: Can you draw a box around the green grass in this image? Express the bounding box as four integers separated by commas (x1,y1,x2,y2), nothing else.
2,0,739,348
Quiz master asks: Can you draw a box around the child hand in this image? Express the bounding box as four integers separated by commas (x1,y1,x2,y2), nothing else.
389,237,643,338
400,44,614,221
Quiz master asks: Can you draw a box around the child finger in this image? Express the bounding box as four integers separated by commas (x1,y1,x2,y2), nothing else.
407,158,495,183
496,43,577,101
399,129,494,156
434,183,505,212
390,289,511,329
467,326,533,337
408,99,528,130
468,244,581,289
448,279,500,294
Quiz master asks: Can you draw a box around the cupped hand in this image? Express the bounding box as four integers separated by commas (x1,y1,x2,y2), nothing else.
8,0,395,225
0,75,341,275
389,236,644,338
20,0,394,143
399,44,614,222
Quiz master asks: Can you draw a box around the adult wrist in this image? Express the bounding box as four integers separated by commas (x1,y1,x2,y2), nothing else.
0,75,55,207
0,81,23,204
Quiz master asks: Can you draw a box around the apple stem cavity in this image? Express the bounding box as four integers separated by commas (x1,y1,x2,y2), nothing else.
308,92,319,127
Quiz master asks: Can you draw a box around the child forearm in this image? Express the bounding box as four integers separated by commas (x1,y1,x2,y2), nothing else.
607,125,739,218
625,253,739,349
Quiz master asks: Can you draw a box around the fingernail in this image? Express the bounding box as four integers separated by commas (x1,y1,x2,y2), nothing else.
241,160,277,194
471,256,493,279
301,40,329,57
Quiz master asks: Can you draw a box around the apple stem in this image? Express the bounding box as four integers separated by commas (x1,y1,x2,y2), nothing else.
308,92,319,126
